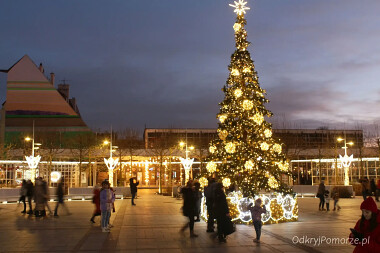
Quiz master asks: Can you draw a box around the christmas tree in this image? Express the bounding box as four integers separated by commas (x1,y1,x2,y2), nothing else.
206,0,292,197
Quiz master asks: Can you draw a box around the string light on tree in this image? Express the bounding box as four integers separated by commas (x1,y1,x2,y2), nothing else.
202,0,295,211
199,177,208,188
209,145,217,154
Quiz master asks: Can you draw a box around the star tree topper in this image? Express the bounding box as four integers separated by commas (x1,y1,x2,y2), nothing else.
229,0,250,16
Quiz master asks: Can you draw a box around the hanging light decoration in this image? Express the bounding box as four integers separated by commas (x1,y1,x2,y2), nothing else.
260,142,269,151
234,88,243,98
199,177,208,188
218,129,229,140
218,114,228,123
268,176,279,189
273,143,282,154
233,23,242,32
264,129,272,138
231,68,240,76
251,113,264,125
225,142,236,153
242,99,254,110
222,178,231,188
244,160,255,170
209,145,217,154
206,161,217,173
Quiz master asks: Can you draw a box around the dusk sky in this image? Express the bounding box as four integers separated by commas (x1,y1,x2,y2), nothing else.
1,0,380,132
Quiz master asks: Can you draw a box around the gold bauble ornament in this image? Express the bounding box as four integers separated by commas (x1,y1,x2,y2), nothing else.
218,129,228,140
273,144,282,154
233,23,241,32
206,161,217,173
199,177,208,188
231,68,239,76
244,160,255,170
276,161,289,172
264,129,272,138
243,67,251,73
222,178,231,188
268,176,279,189
218,114,227,123
251,113,264,125
242,99,254,110
234,88,243,98
209,145,217,154
260,142,269,151
225,142,236,153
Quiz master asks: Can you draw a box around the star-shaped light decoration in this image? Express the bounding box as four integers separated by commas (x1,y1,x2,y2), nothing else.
229,0,250,16
104,157,119,187
180,157,194,182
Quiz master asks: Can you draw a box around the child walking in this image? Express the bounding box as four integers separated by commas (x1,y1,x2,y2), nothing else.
248,198,266,243
332,187,341,211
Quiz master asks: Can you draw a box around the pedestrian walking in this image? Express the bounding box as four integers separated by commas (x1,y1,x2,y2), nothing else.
54,177,70,216
214,182,230,243
248,198,266,243
180,180,198,238
34,177,46,217
204,177,216,232
324,190,331,211
26,179,34,214
360,177,370,200
100,181,114,232
18,179,27,213
349,197,380,252
90,184,101,223
194,181,202,222
42,178,52,215
332,187,341,211
370,179,376,197
317,180,326,211
129,177,139,206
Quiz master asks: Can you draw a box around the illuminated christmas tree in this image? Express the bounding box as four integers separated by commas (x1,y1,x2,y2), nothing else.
206,0,293,197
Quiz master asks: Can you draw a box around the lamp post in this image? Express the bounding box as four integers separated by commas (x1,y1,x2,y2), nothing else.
103,128,119,187
337,137,354,186
24,122,41,183
179,140,194,185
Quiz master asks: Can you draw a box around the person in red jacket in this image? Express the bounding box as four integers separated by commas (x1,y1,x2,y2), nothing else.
90,184,101,223
349,197,380,252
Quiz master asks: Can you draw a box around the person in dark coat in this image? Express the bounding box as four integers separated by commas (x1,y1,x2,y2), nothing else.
194,181,202,222
34,177,46,217
18,179,27,213
370,179,377,197
26,180,34,214
90,184,101,223
361,177,370,200
129,177,139,206
214,182,230,243
180,180,198,237
204,177,216,232
317,180,326,211
54,177,71,216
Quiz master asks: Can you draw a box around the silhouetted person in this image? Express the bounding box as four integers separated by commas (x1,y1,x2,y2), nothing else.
317,180,326,211
361,177,370,200
34,177,46,217
129,177,139,206
42,178,52,215
54,177,70,216
180,180,198,238
205,178,216,232
26,180,34,214
90,184,101,223
194,181,202,222
18,179,27,213
214,182,230,243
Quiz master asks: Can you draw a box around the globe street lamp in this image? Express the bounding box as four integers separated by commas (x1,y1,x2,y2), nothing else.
24,123,41,183
337,137,354,186
179,141,194,184
103,130,118,187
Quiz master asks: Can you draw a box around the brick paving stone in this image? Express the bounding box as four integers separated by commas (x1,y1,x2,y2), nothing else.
0,189,379,252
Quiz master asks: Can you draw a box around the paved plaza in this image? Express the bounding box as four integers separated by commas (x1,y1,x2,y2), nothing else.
0,189,378,253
